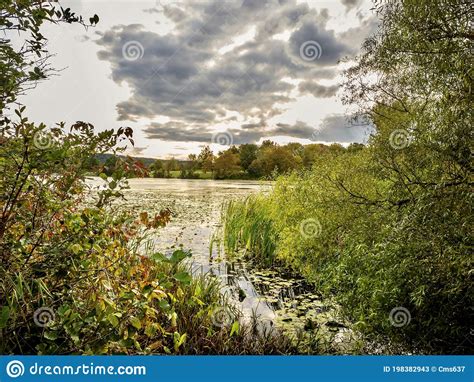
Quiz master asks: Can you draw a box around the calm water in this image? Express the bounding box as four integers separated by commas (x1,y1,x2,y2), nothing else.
122,178,277,324
87,177,355,351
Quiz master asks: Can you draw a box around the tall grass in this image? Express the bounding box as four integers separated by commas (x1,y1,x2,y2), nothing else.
222,196,277,267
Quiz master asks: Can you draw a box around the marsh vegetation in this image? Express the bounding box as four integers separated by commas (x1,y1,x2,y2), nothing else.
1,0,472,355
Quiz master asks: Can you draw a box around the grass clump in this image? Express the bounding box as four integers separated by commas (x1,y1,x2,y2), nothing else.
223,196,278,267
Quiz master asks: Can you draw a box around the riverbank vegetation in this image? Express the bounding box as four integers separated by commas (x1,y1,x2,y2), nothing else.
223,0,473,354
0,0,297,355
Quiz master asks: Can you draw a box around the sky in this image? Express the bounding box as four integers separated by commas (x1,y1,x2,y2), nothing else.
21,0,378,159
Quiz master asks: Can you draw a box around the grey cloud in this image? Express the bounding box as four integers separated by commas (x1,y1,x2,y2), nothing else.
340,0,363,12
298,81,340,97
128,146,148,156
289,20,354,66
96,0,374,144
274,121,314,138
311,114,373,143
339,14,379,51
144,121,213,143
144,115,372,145
144,119,313,145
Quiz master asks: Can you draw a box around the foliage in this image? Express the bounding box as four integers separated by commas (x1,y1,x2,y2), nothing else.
0,112,297,355
223,0,473,354
0,0,98,111
0,1,296,355
223,197,278,267
213,149,242,179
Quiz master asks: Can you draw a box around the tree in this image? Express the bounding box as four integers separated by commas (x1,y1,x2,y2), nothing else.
163,157,178,177
150,159,164,178
214,149,242,179
338,0,473,352
0,1,99,113
301,143,330,168
239,144,258,171
249,146,300,178
198,146,214,174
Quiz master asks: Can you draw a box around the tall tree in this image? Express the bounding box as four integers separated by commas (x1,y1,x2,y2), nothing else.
239,144,258,171
198,145,214,174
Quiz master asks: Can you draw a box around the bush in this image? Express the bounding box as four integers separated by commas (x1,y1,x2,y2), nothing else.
0,114,296,354
223,141,473,353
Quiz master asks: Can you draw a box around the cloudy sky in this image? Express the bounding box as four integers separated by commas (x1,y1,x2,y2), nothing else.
21,0,378,159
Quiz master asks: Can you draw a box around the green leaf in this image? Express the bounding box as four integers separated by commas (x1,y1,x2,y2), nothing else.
151,252,168,263
70,243,83,255
129,316,142,330
107,313,119,327
230,321,240,337
158,300,170,311
0,306,10,329
145,324,157,337
174,271,192,284
169,250,190,264
44,331,58,340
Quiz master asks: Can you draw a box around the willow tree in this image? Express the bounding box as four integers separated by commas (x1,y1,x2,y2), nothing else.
342,0,473,352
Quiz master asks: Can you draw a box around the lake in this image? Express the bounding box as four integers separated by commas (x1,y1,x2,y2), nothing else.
88,177,356,352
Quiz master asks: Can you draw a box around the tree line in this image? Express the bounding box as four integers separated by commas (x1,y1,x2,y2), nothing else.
93,141,365,180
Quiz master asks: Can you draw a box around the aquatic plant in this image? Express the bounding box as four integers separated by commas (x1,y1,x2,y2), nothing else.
222,197,278,267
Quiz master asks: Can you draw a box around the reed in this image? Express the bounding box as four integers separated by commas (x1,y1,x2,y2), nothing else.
222,196,277,267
